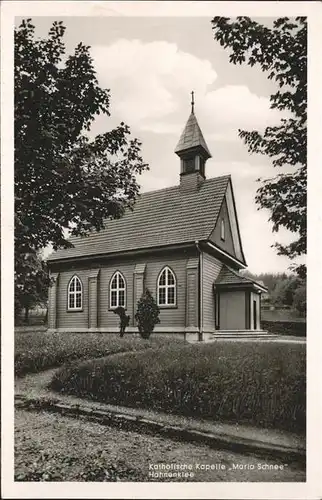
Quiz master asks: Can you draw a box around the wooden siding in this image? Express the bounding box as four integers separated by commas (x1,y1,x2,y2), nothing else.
88,273,99,329
145,254,190,327
186,258,199,329
48,273,59,329
187,273,196,324
57,270,90,329
133,264,145,327
54,249,198,330
202,252,222,330
219,290,246,330
99,263,134,329
209,197,235,257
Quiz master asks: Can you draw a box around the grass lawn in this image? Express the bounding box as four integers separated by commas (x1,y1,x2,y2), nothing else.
15,409,305,482
51,341,306,434
15,331,184,377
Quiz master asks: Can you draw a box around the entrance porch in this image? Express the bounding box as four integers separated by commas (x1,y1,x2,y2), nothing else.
212,265,268,334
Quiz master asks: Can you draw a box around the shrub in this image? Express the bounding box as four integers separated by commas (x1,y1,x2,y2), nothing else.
113,306,130,337
135,289,160,339
51,341,306,434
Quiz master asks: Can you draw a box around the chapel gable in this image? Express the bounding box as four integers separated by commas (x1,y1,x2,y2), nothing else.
209,196,235,257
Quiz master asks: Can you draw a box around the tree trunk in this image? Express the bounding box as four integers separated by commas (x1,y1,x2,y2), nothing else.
24,307,29,324
44,308,48,325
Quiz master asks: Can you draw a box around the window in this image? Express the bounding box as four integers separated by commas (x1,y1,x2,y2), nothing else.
183,158,195,174
157,266,176,306
110,271,126,309
220,218,225,241
68,275,83,310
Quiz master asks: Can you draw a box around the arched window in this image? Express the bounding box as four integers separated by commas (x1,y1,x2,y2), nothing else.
220,218,225,241
157,266,176,306
68,275,83,310
110,271,126,309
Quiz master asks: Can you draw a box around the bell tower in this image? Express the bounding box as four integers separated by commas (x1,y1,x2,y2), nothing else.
175,92,212,191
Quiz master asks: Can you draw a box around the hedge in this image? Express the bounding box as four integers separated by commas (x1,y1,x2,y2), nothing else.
15,331,184,377
51,341,306,434
262,320,306,337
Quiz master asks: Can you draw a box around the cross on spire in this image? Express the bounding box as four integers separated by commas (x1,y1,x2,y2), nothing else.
191,90,194,114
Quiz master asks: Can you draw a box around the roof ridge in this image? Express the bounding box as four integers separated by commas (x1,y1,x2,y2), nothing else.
224,266,268,290
241,272,269,289
138,184,178,197
225,265,251,282
137,174,231,198
205,174,231,186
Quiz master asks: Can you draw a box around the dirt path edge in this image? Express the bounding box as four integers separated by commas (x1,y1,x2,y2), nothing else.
15,393,306,465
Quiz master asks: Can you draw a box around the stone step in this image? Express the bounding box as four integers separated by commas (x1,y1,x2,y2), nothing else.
203,331,278,341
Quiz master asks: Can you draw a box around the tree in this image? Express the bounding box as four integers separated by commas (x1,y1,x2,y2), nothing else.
283,276,302,306
211,17,307,278
15,19,148,310
15,251,50,323
135,289,160,339
270,275,300,307
293,283,306,316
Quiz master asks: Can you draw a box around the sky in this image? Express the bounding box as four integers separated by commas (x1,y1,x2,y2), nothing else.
22,14,304,274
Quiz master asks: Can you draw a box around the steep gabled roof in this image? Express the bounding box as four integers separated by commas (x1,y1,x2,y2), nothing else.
175,112,211,158
216,265,268,292
48,175,230,262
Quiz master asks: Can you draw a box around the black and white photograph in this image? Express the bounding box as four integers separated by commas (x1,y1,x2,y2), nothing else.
1,1,321,499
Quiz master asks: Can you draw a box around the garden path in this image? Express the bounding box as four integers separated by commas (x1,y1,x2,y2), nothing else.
15,367,305,454
15,408,306,482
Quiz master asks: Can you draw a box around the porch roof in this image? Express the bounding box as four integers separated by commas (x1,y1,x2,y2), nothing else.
215,266,268,292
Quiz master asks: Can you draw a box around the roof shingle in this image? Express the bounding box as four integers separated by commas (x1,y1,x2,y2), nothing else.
48,175,230,262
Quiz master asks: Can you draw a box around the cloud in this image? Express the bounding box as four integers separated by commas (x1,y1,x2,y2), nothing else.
140,85,285,138
91,39,217,126
91,38,287,140
203,85,284,133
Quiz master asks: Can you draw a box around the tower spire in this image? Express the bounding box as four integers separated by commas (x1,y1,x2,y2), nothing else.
175,95,211,190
